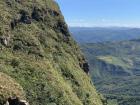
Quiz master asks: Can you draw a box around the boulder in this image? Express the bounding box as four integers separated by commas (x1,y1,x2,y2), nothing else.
5,97,29,105
82,62,90,74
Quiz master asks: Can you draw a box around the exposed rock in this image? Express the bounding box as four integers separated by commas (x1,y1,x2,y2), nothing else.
79,58,90,74
5,97,29,105
56,20,70,36
32,7,44,21
20,10,32,24
48,9,59,17
5,0,12,7
0,36,10,46
10,10,31,29
83,62,90,74
32,7,60,21
15,0,23,4
11,19,19,29
0,72,25,105
80,62,90,74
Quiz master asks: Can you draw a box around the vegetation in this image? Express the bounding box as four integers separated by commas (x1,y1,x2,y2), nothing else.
97,56,131,69
0,0,103,105
0,72,25,105
81,40,140,105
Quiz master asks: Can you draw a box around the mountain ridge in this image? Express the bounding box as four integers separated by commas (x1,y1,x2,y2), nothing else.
70,27,140,43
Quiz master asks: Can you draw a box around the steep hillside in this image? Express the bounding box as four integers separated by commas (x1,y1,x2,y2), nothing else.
81,40,140,105
0,0,103,105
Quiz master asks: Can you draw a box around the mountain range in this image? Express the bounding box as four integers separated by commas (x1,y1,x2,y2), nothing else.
70,27,140,43
80,40,140,105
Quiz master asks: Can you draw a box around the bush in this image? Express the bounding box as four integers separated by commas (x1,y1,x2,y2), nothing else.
11,59,20,68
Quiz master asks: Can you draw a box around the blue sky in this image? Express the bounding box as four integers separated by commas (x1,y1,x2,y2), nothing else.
56,0,140,27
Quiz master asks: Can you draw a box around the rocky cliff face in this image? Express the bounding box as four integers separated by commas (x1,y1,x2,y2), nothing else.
0,0,103,105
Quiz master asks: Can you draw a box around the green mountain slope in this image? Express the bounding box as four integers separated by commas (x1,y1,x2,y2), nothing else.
0,0,103,105
81,40,140,105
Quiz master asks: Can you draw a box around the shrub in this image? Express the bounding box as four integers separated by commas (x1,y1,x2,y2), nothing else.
11,59,20,68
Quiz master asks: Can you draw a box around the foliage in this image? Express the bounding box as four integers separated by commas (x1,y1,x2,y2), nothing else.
81,40,140,105
0,0,103,105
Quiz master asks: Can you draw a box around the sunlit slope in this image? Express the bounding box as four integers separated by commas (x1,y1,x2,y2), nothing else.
0,0,103,105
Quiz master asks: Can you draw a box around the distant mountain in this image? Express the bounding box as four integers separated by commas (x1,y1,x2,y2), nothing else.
70,27,140,43
81,39,140,105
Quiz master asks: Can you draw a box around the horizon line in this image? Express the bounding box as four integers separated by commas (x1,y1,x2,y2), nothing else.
68,26,140,28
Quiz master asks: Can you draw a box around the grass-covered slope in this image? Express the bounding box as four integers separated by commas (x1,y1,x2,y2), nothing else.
81,40,140,105
0,0,103,105
0,72,25,105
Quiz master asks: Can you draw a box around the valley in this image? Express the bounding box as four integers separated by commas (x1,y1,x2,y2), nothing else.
71,27,140,105
81,40,140,105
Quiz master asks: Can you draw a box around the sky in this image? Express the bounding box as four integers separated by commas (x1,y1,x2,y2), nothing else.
56,0,140,27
